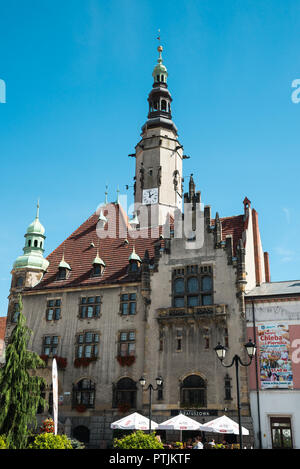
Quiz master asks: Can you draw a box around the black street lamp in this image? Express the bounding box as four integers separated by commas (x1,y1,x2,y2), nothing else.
139,376,163,433
214,339,256,449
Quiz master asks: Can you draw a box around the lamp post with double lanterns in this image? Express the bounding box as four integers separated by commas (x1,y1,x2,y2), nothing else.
214,339,256,449
139,376,163,433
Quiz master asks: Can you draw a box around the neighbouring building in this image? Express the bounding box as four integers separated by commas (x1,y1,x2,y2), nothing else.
4,45,271,448
246,281,300,449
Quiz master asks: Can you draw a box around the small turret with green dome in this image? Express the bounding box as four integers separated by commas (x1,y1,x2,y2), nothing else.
152,45,168,84
13,201,49,272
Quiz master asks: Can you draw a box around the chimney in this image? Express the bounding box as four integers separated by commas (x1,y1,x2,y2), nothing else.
264,252,271,283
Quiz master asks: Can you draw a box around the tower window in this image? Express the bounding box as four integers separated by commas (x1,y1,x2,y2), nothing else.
28,240,31,247
34,240,38,247
161,100,167,111
156,75,159,82
16,277,24,287
161,75,164,82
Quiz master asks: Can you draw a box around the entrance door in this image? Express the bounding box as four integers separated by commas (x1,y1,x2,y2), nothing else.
270,417,293,449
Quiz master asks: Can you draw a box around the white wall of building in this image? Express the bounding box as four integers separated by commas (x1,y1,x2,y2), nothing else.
251,390,300,449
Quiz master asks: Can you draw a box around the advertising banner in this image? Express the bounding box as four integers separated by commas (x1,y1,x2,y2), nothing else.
258,323,293,389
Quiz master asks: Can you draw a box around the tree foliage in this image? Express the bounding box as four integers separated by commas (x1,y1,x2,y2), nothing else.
0,435,7,449
0,296,46,449
113,431,164,449
28,433,73,449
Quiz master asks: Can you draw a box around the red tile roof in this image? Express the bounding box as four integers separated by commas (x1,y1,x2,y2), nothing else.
32,204,162,291
0,317,7,341
30,205,245,292
211,215,245,254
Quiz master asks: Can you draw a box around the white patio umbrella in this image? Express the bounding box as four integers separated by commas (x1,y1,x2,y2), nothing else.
204,415,249,435
111,412,158,431
158,413,213,442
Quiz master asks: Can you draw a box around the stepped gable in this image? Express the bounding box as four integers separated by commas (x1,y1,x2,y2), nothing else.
31,203,162,291
211,214,245,254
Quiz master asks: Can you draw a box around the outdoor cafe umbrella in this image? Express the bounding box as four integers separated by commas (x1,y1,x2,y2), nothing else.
203,415,249,435
158,413,213,442
111,412,158,431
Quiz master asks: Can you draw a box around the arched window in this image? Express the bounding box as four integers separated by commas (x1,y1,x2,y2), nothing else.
180,375,207,408
156,75,160,82
73,426,90,444
161,100,167,111
28,239,31,247
72,379,95,409
161,75,164,82
113,378,137,409
34,240,38,247
40,241,43,248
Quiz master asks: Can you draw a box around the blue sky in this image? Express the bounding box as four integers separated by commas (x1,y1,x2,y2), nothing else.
1,0,300,316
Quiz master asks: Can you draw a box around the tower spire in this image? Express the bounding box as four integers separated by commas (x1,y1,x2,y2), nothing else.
36,199,40,219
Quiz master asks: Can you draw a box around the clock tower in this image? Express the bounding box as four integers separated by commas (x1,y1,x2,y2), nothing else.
133,45,184,227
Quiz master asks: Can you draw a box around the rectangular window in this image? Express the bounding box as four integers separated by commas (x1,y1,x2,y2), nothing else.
76,332,99,358
43,336,59,356
46,299,61,321
119,331,136,357
120,293,137,315
79,296,101,319
224,374,232,400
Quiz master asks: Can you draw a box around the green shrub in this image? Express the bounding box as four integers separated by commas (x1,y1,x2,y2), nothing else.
69,438,85,449
0,435,7,449
114,431,164,449
28,433,73,449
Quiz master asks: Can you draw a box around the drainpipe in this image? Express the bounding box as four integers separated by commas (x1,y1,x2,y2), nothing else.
252,300,262,449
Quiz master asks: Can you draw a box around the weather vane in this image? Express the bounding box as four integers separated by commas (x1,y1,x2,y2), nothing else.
157,29,161,42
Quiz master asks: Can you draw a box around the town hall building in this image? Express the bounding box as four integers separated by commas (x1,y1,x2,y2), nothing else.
5,45,270,448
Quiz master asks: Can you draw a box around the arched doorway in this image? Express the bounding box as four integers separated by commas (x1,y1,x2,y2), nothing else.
73,425,90,444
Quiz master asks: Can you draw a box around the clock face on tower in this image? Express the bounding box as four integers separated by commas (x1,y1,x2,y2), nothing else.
142,188,159,205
